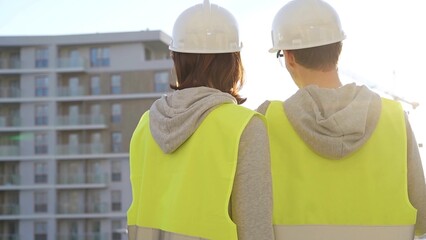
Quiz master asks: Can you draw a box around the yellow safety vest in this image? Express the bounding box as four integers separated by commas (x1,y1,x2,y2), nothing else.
266,99,417,240
127,103,260,240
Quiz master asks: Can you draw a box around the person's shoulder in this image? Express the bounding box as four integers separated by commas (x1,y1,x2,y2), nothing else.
256,100,286,115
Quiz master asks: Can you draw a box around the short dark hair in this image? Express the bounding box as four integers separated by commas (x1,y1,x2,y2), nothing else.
288,42,342,71
170,51,246,104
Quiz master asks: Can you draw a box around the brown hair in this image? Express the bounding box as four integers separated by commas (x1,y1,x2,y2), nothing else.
170,51,246,104
289,42,342,71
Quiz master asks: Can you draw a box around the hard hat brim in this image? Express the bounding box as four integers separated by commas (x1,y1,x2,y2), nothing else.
269,48,279,53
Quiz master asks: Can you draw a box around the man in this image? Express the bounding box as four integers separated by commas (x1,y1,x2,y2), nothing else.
257,0,426,239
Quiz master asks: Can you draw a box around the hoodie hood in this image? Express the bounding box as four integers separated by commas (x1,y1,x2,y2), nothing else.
149,87,236,153
284,83,382,159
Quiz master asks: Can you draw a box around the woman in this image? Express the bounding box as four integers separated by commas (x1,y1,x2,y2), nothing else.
126,1,274,239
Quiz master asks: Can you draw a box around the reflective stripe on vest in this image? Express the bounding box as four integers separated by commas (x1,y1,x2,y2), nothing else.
127,103,260,240
265,98,417,239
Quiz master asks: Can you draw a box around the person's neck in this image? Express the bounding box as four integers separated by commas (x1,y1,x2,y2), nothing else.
297,67,342,89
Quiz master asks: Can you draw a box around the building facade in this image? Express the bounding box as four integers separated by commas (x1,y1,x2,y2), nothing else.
0,31,173,240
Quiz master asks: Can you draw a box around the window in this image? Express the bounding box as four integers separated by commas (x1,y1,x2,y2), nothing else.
111,75,121,94
69,49,80,67
0,116,5,127
111,104,121,124
35,76,49,97
111,160,121,182
34,191,48,213
90,104,101,124
35,48,48,68
69,134,79,154
144,48,152,61
91,133,102,154
10,52,20,69
4,222,18,238
1,163,18,185
87,220,101,239
69,77,79,96
9,79,20,97
35,133,48,155
112,220,123,240
34,222,47,240
70,221,78,239
154,71,170,92
90,76,101,95
34,162,48,183
111,132,122,153
35,104,48,125
10,108,19,126
69,105,79,125
86,190,101,212
111,190,121,211
58,191,79,214
90,47,110,67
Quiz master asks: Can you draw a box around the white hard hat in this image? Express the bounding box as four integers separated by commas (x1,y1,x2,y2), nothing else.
269,0,346,52
169,0,242,53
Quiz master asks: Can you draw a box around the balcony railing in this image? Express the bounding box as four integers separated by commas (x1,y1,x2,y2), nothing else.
0,145,19,156
57,86,86,97
56,233,107,240
57,202,108,214
56,115,105,126
57,57,86,69
0,87,21,98
0,174,20,185
0,204,20,215
56,143,104,155
0,58,21,70
57,173,107,185
0,116,21,127
0,234,20,240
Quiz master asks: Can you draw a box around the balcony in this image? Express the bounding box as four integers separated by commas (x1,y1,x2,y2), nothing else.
0,115,105,131
56,115,105,126
0,234,20,240
57,173,108,185
56,233,107,240
56,143,104,155
57,86,86,97
0,174,20,186
0,87,21,98
0,204,20,215
0,58,50,74
57,202,108,214
0,58,21,70
0,145,19,156
57,57,86,72
0,116,21,128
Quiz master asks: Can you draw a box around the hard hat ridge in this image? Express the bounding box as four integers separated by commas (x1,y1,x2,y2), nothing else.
203,0,211,10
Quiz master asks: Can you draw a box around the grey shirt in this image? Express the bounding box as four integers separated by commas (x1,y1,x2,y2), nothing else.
128,87,274,240
257,83,426,236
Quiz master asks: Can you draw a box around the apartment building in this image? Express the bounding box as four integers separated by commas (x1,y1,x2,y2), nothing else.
0,30,173,240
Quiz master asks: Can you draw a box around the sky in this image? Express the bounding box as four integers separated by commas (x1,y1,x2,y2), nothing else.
0,0,425,161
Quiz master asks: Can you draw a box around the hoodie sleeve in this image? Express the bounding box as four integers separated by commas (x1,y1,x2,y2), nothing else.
256,100,271,115
406,114,426,236
231,115,275,240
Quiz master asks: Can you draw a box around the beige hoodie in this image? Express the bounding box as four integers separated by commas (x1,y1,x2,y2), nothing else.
257,83,426,237
128,87,274,240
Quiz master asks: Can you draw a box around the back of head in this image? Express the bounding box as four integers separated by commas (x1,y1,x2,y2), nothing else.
269,0,345,52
